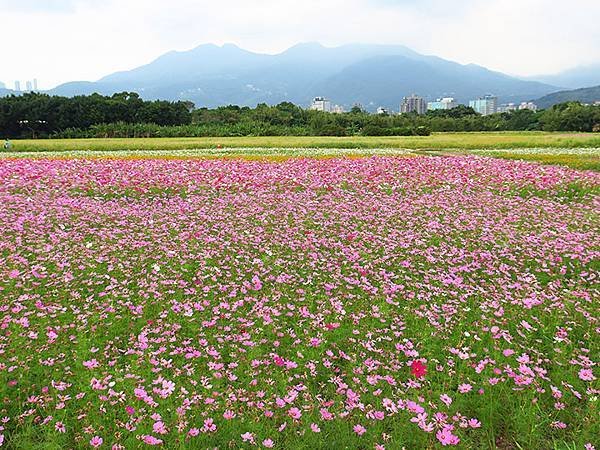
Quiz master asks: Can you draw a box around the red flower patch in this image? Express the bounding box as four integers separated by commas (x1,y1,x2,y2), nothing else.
411,360,427,379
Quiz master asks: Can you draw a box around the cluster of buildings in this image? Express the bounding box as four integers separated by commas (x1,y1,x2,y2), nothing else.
497,101,538,113
310,94,539,116
398,95,459,115
309,97,345,113
468,95,498,116
427,97,459,111
12,79,40,92
400,94,538,116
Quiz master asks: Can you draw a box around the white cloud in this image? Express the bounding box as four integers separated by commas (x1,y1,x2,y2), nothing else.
0,0,102,13
0,0,598,89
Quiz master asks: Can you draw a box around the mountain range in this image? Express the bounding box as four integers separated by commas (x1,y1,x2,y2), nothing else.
536,85,600,109
528,63,600,90
46,43,560,110
3,43,600,110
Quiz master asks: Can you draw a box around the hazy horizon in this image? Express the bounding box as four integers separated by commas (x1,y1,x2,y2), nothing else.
1,0,600,90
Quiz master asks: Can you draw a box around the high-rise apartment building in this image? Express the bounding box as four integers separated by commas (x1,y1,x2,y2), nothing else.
518,102,537,111
400,94,427,115
427,97,458,111
310,97,332,112
469,95,498,116
497,103,517,113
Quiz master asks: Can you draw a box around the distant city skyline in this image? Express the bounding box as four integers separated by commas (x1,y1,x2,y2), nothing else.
1,0,599,90
4,79,39,92
309,92,541,115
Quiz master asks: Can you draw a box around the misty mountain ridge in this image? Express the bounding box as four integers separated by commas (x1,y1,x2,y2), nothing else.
528,63,600,90
9,43,598,110
536,85,600,109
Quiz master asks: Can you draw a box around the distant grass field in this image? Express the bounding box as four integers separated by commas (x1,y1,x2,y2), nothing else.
6,132,600,152
2,133,600,170
467,149,600,171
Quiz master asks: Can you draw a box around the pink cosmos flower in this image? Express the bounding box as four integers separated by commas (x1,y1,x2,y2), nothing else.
83,359,99,369
310,423,321,433
353,424,367,436
372,410,385,420
141,435,163,445
89,436,103,448
468,418,481,429
241,432,255,443
440,394,453,407
458,383,472,393
436,426,460,446
55,421,66,433
47,330,58,342
153,421,167,435
202,418,217,433
579,368,595,381
320,408,333,420
288,407,302,419
125,406,135,415
223,410,236,420
262,438,274,448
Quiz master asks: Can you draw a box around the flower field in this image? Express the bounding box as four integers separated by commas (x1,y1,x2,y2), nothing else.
0,155,598,449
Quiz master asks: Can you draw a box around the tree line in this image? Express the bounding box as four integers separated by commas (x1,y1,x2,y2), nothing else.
1,92,599,139
0,92,193,138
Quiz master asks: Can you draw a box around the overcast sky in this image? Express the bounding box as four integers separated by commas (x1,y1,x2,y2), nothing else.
1,0,599,90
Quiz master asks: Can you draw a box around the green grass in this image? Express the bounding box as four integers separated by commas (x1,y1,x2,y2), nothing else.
5,132,600,152
2,133,600,171
476,152,600,171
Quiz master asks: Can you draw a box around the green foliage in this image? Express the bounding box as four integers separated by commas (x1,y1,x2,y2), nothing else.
2,92,600,139
0,92,192,138
539,102,600,132
426,104,478,118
